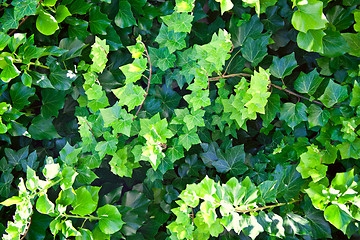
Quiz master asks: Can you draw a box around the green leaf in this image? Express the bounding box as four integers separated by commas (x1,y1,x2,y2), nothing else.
294,69,323,95
321,30,350,57
115,1,137,28
229,15,263,48
184,89,210,111
71,186,98,216
41,89,66,118
279,102,307,129
90,37,109,73
95,133,117,159
261,93,281,127
43,163,60,180
307,104,330,128
60,166,78,190
179,126,201,151
242,0,277,15
59,38,87,60
36,194,55,214
0,196,22,206
241,35,269,67
0,32,10,51
350,81,360,107
297,30,325,53
55,5,71,23
13,0,37,18
175,0,195,12
213,145,248,176
155,24,187,53
0,57,21,82
304,198,332,239
149,47,176,71
97,205,124,234
215,0,234,15
28,115,60,140
291,1,328,33
183,109,205,130
112,83,145,111
283,213,311,236
269,53,297,78
1,9,18,32
324,204,352,233
21,72,32,87
331,169,355,193
258,180,277,203
59,142,82,166
49,69,77,91
10,82,35,110
296,145,327,182
337,138,360,159
89,6,111,35
319,80,348,108
342,33,360,57
5,146,28,167
161,12,194,33
120,57,147,83
36,10,59,36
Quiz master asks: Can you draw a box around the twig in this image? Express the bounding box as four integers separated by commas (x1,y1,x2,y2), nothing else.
20,215,32,240
208,73,251,81
133,41,152,120
84,120,95,137
270,83,325,106
9,0,44,36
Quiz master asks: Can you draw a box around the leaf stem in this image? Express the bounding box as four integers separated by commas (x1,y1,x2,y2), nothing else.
8,0,44,36
133,41,152,120
29,62,50,70
235,199,299,214
62,213,100,220
208,73,251,81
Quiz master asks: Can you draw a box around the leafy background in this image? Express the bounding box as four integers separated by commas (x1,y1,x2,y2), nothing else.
0,0,359,239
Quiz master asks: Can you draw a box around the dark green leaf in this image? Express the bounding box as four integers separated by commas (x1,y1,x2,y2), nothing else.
89,6,111,35
97,205,124,234
319,80,348,108
10,82,35,110
28,115,60,140
41,89,66,118
241,35,269,67
294,69,323,95
115,1,137,28
321,31,350,57
213,145,248,175
229,15,263,48
279,102,307,129
269,53,297,78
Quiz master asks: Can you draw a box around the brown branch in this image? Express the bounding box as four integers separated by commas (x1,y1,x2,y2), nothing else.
8,0,44,36
133,42,152,120
20,215,32,240
84,120,95,137
270,83,325,106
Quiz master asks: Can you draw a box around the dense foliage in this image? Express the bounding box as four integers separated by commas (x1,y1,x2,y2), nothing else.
0,0,360,239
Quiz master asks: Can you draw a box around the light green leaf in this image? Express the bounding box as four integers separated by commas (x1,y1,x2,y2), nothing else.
294,69,323,95
215,0,234,15
60,166,78,190
1,9,18,32
55,5,71,23
175,0,195,12
279,102,307,129
36,10,59,36
297,29,325,53
324,204,352,233
36,194,55,214
179,126,201,151
97,205,124,234
258,180,277,203
291,1,328,33
1,57,21,82
13,0,37,18
319,80,348,108
115,1,137,28
155,24,187,53
42,163,60,180
342,33,360,57
183,109,205,130
90,37,109,73
337,138,360,159
350,81,360,107
71,186,98,216
269,53,297,78
242,0,277,15
161,12,194,33
0,196,22,206
120,57,147,83
296,145,327,182
112,83,145,111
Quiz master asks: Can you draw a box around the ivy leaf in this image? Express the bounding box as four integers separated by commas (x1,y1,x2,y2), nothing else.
258,180,277,203
350,81,360,107
215,0,234,15
297,29,325,53
55,5,71,23
149,47,176,71
294,69,323,95
5,146,28,167
175,0,195,12
115,1,137,28
213,145,248,176
120,57,147,83
337,138,360,159
59,142,82,166
13,0,37,19
241,35,269,67
324,204,352,234
303,198,332,239
184,89,211,111
321,30,350,57
95,133,117,159
110,148,139,177
291,1,328,33
279,102,307,129
1,9,18,32
229,15,263,48
307,104,330,128
90,37,109,73
319,80,348,108
296,145,327,182
89,6,111,35
179,126,201,151
112,83,145,111
161,12,194,33
97,205,124,234
28,115,60,140
283,213,311,236
10,82,35,110
1,57,21,82
71,187,98,216
36,10,59,36
49,69,77,91
261,93,281,127
183,109,205,130
342,33,360,57
242,0,277,15
36,194,55,214
41,89,66,118
269,53,297,78
155,24,187,53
